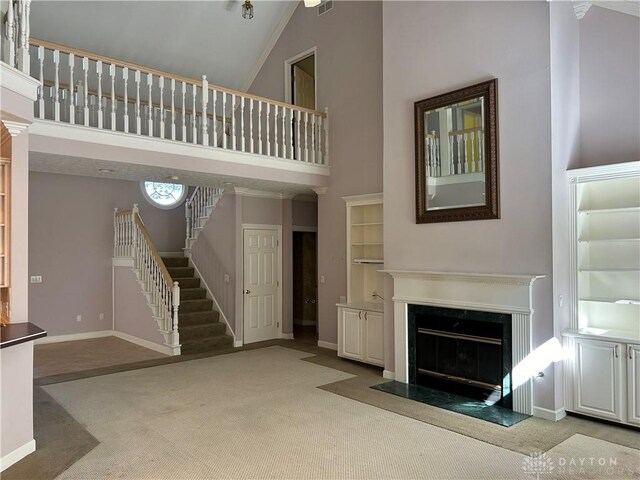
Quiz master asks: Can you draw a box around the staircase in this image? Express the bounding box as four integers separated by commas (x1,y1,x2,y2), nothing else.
161,256,233,354
185,187,224,252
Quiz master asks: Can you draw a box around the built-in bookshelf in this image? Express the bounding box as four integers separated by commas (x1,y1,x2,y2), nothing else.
0,157,10,324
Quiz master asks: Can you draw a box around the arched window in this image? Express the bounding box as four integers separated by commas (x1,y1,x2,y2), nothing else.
141,181,187,209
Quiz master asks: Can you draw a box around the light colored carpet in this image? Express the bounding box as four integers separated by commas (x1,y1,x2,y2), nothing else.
42,346,639,480
34,336,167,378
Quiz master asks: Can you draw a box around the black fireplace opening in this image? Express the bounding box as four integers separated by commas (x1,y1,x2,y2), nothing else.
408,305,513,409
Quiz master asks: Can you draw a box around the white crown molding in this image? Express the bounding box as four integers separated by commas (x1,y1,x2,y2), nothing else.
313,187,328,195
567,160,639,183
1,119,30,137
241,1,299,92
233,187,294,199
592,1,640,17
0,62,41,102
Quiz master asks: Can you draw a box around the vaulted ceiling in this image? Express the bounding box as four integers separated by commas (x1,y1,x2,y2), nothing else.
29,0,297,91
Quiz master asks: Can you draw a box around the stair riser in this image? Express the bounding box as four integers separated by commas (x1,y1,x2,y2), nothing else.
179,323,227,341
180,300,214,313
161,257,189,268
181,289,207,300
174,278,200,288
167,267,194,278
179,312,220,327
181,336,233,355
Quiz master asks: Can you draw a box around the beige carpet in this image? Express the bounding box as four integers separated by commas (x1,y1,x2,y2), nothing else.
42,346,639,480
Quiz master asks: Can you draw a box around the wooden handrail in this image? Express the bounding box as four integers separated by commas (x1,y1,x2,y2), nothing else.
31,37,327,118
114,209,132,217
133,213,174,287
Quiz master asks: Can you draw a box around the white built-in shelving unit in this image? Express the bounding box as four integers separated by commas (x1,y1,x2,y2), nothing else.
337,193,384,367
563,161,640,426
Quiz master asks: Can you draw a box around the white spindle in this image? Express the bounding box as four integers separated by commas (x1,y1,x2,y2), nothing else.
288,109,295,160
37,46,44,118
435,137,441,176
222,93,228,149
323,107,329,165
265,103,270,156
171,79,176,140
110,64,116,130
82,57,89,126
280,107,286,159
17,0,30,73
295,111,301,161
478,133,484,172
96,61,103,129
134,70,141,134
240,96,245,152
274,106,279,157
316,114,322,164
159,76,165,139
212,89,218,147
4,1,15,68
68,53,75,124
53,50,60,121
310,115,316,163
470,131,476,172
201,76,209,146
148,73,154,137
181,81,187,142
257,101,262,155
456,134,463,174
249,99,254,153
304,112,310,162
231,94,237,150
192,84,197,144
122,67,129,133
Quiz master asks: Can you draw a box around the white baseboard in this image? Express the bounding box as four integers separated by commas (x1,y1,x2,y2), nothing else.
317,341,337,351
280,333,294,340
34,330,113,345
112,331,178,356
1,439,35,472
234,340,243,348
532,406,567,422
383,370,396,380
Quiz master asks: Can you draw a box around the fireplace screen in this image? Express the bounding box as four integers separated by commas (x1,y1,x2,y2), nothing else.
408,305,512,408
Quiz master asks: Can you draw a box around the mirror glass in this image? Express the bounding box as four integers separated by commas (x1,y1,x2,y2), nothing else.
415,79,499,224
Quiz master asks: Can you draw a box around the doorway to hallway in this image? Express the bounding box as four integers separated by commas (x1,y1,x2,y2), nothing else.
292,231,317,344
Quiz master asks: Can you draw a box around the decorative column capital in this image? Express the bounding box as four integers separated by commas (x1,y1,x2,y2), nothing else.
1,119,30,137
313,187,328,195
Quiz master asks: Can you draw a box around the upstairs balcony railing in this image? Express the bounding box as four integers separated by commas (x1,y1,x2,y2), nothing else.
2,9,330,165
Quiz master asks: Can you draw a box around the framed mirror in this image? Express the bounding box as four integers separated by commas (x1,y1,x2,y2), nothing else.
414,79,499,223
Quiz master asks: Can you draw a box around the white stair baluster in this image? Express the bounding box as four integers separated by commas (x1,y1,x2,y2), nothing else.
53,50,61,121
240,96,245,152
249,99,254,153
470,131,476,172
37,46,44,118
304,112,310,162
324,107,330,166
257,102,262,155
201,76,209,146
4,1,15,68
281,107,286,158
478,133,484,172
288,108,295,160
456,134,463,174
109,64,116,130
96,61,103,129
192,83,197,144
265,103,271,155
181,81,187,142
212,89,218,147
159,76,165,139
147,73,154,137
436,136,441,176
134,70,141,134
274,106,279,157
122,67,129,133
316,115,322,164
170,79,176,140
82,57,89,126
68,53,75,124
296,111,301,161
222,93,228,149
311,115,316,163
231,94,237,150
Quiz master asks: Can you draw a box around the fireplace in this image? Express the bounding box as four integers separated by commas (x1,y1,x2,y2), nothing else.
408,305,512,409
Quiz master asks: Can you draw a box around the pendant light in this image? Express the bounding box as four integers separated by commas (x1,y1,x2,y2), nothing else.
242,0,253,19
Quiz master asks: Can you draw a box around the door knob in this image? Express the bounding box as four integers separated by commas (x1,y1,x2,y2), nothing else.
243,289,251,294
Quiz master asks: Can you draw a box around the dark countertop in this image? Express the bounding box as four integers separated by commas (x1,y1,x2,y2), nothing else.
0,322,47,349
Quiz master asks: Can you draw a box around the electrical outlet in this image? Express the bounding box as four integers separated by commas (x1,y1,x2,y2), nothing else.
320,275,325,284
559,294,564,308
224,274,230,283
99,313,104,320
30,275,43,284
76,315,82,322
372,290,377,297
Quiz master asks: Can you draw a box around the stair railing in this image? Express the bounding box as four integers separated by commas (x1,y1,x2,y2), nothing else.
185,186,224,247
114,204,180,348
2,0,31,73
28,37,330,165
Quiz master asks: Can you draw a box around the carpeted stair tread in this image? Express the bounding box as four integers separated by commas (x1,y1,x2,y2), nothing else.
180,288,207,300
167,266,194,278
180,299,214,313
179,322,227,342
173,277,201,289
160,257,189,267
181,335,234,354
179,310,220,326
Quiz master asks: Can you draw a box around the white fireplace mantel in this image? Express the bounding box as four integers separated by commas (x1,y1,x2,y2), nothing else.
384,270,544,416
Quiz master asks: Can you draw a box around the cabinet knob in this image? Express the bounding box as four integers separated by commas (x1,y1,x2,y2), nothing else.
629,345,633,360
364,312,368,321
614,345,619,358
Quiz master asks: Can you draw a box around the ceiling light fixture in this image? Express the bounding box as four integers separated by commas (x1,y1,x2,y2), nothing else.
98,168,116,173
304,0,321,7
242,0,253,19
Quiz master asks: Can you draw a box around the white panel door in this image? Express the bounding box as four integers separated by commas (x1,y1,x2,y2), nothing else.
574,338,624,422
363,311,384,367
338,308,363,361
627,344,640,426
243,229,279,344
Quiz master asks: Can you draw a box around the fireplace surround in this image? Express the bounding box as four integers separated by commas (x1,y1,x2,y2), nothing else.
385,270,543,415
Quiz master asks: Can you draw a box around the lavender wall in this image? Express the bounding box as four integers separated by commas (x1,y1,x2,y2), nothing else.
383,2,555,409
579,6,639,167
190,192,237,332
249,1,383,346
29,172,185,336
292,199,317,227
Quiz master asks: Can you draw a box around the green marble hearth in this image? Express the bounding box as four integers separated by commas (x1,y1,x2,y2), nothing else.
371,381,530,427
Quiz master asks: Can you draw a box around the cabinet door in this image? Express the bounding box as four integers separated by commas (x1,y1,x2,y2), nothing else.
363,310,384,366
627,344,640,426
574,338,624,421
338,308,363,361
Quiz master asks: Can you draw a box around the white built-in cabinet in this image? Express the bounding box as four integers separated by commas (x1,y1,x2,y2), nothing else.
563,161,640,426
337,193,384,367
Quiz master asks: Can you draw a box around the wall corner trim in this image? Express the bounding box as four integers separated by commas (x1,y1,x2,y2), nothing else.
280,333,294,340
112,331,178,356
383,370,396,380
234,340,243,348
532,406,567,422
0,439,36,472
317,340,337,350
34,330,113,345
